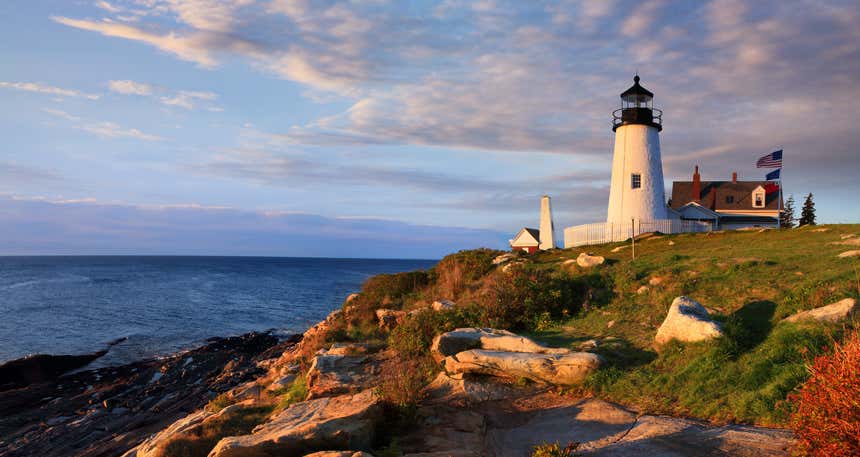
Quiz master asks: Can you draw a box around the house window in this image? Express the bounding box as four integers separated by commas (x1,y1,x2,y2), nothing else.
726,196,734,204
631,173,641,189
753,190,765,208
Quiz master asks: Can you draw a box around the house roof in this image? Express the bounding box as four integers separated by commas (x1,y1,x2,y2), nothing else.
670,181,781,211
510,227,540,246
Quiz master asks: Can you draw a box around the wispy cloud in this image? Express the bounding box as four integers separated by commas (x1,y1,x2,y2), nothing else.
107,79,221,110
0,81,100,100
160,90,218,110
108,79,153,95
80,121,163,141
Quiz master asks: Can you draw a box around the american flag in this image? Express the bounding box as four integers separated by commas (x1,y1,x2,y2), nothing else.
756,150,783,168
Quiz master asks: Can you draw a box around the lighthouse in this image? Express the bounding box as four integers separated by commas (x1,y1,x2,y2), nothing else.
605,75,668,230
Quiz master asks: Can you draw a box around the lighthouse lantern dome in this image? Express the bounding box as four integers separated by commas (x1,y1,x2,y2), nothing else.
613,75,662,132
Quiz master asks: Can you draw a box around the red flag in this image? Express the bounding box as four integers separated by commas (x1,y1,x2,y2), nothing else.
764,183,780,194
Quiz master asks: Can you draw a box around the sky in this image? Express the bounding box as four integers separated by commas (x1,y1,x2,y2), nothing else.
1,0,858,258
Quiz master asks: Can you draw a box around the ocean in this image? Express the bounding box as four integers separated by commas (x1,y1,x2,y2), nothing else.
0,256,436,368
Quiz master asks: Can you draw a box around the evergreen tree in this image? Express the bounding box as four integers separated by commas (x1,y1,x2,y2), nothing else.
780,195,795,228
799,193,816,226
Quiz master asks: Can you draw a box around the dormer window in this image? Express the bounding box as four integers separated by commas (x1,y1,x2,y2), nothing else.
726,196,734,204
631,173,641,189
752,187,766,208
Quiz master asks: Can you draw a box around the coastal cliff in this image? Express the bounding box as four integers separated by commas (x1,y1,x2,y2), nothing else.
3,225,859,456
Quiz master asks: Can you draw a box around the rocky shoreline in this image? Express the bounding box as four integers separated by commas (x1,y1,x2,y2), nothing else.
0,294,806,456
0,331,298,457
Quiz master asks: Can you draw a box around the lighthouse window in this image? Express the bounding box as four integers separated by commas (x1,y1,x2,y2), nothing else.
631,173,641,189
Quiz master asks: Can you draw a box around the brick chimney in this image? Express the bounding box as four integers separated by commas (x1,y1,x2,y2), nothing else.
692,165,701,202
732,172,737,183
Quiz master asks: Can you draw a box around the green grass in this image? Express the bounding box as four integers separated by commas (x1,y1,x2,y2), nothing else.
524,224,860,425
344,224,859,427
273,374,308,411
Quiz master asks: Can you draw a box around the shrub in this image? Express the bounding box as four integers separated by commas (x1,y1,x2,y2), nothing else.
531,442,581,457
479,269,601,332
434,248,501,297
789,328,860,456
387,307,480,356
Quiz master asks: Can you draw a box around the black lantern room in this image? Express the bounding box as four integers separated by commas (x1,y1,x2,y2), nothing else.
612,75,662,132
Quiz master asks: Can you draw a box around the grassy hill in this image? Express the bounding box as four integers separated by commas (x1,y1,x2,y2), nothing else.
328,224,859,428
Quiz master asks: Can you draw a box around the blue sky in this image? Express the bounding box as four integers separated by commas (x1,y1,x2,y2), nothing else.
1,0,858,258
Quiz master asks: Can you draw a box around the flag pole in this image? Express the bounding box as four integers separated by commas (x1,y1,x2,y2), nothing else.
778,147,783,228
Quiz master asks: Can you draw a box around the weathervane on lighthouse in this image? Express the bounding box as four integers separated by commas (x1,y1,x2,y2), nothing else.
605,74,668,228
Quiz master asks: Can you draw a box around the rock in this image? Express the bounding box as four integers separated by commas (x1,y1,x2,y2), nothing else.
841,234,856,239
344,293,360,304
122,401,254,457
230,381,263,401
810,227,829,232
562,259,577,265
783,298,857,324
654,296,724,346
606,320,615,328
208,389,382,457
501,261,524,273
611,245,628,253
326,342,371,356
304,452,374,457
268,373,297,391
306,354,372,399
668,240,675,246
432,299,457,311
648,276,663,286
442,350,602,386
484,396,793,457
423,372,523,404
577,339,600,351
576,252,605,267
493,253,516,265
431,328,569,362
838,237,860,246
636,286,648,295
375,309,407,330
838,250,860,258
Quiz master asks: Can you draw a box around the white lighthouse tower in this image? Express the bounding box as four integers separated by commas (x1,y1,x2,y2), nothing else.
605,75,667,235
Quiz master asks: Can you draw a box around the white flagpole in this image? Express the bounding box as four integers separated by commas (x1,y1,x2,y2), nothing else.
777,147,783,228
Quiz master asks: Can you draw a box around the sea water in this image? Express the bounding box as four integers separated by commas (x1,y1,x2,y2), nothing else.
0,256,435,367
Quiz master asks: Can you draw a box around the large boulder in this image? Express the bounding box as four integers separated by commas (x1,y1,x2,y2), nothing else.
654,296,724,345
576,252,605,267
209,389,382,457
306,353,375,399
783,298,857,324
442,350,602,386
431,328,569,362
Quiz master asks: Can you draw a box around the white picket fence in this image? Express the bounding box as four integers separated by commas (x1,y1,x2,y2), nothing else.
563,219,712,248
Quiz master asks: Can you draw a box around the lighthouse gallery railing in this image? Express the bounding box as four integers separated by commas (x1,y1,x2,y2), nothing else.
563,219,712,248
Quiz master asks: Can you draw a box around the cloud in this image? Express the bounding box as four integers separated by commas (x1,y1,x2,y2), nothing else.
160,90,218,110
80,121,163,141
108,79,153,95
0,81,100,100
0,196,508,257
51,16,219,67
42,108,81,121
107,79,222,110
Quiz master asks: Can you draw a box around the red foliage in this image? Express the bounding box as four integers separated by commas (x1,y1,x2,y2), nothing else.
789,328,860,456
